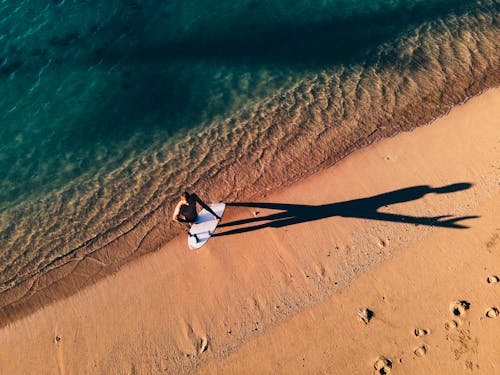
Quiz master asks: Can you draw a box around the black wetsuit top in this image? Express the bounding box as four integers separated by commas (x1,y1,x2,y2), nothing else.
178,194,218,223
179,195,198,222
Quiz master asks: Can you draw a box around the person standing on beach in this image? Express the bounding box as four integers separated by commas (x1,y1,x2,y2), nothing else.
172,191,221,241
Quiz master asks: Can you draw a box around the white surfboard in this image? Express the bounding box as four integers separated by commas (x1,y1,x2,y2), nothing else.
188,202,226,250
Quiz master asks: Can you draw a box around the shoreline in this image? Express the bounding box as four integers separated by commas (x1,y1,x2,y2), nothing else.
2,1,499,326
0,84,498,326
0,84,497,328
0,87,498,374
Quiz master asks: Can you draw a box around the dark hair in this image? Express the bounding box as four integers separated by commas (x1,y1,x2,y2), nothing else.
181,191,190,199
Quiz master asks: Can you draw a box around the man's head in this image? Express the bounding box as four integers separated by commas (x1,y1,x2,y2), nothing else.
180,191,190,202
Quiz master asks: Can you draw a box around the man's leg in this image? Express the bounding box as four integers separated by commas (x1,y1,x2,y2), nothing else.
179,221,199,242
180,221,191,231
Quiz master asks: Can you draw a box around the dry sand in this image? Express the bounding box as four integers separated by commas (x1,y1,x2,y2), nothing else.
0,88,498,374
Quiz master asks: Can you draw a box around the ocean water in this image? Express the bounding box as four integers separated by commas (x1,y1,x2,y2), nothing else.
0,1,498,292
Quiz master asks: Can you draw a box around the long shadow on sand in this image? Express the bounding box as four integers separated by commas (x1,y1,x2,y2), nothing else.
215,183,478,237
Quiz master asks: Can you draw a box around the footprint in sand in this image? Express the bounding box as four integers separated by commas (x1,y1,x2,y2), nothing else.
414,328,429,337
450,300,470,317
444,320,459,331
485,307,499,319
373,356,392,374
414,345,427,357
198,337,208,354
486,275,499,284
358,308,374,324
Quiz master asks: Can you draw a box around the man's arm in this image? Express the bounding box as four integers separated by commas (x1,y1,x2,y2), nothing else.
193,194,221,220
172,202,185,222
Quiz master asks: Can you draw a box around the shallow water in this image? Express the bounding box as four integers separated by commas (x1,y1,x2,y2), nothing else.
0,0,499,290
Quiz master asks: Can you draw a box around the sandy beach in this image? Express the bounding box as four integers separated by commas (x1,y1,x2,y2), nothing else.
0,88,498,374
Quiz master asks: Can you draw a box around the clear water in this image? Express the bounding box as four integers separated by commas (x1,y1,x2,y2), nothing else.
0,0,498,290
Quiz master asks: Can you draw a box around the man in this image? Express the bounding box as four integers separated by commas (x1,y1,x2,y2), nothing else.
172,191,221,241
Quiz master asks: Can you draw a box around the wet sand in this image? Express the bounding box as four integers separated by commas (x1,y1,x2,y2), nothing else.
0,88,498,374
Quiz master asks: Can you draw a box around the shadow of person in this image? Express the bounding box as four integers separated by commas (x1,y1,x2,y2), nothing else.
215,183,478,237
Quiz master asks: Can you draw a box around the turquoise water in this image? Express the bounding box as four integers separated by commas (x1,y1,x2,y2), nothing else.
0,1,499,290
